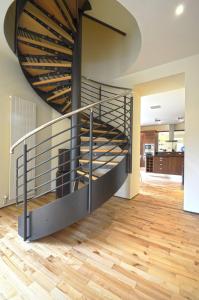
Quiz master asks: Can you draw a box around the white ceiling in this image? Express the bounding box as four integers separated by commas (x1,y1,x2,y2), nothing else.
117,0,199,72
141,89,185,126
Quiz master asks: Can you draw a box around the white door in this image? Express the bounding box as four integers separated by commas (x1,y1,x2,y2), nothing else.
9,96,36,204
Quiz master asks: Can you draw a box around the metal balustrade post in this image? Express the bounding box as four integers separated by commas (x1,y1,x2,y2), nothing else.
16,157,19,206
128,96,133,173
99,85,102,120
88,109,93,213
23,142,28,241
124,96,127,135
70,11,83,193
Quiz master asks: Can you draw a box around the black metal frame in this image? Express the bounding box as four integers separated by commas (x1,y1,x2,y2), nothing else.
14,79,133,241
11,0,134,242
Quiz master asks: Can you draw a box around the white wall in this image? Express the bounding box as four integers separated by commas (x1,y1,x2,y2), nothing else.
0,1,53,204
141,122,185,132
115,90,140,199
82,0,141,82
113,54,199,213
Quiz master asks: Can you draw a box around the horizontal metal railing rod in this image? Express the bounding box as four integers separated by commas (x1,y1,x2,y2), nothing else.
17,142,83,178
17,114,130,174
81,81,100,91
25,152,83,185
82,76,131,91
94,111,131,130
81,86,101,97
92,149,128,172
17,173,87,205
81,96,128,111
92,143,129,162
23,164,84,195
11,91,130,153
82,100,125,121
26,130,87,164
81,90,100,101
79,134,126,160
82,100,125,119
81,149,127,168
88,132,128,153
26,121,83,153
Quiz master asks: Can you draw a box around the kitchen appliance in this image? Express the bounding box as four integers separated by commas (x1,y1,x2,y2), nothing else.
144,144,155,156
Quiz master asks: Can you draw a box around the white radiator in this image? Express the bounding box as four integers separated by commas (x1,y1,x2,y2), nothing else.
9,96,36,203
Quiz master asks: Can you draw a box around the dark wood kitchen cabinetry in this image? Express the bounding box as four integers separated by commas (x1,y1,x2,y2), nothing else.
147,153,184,175
140,131,158,167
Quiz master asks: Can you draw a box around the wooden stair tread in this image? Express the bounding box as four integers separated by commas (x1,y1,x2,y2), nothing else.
47,88,71,101
33,75,71,86
81,128,119,135
17,36,72,56
24,68,54,76
55,0,77,33
21,61,72,68
61,101,71,113
77,170,98,180
18,42,52,56
80,148,128,154
81,119,107,128
34,0,69,29
19,12,61,41
79,159,117,166
51,98,66,105
25,2,74,43
81,137,128,143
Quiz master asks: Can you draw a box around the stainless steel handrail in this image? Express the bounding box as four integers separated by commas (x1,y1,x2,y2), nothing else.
10,90,131,154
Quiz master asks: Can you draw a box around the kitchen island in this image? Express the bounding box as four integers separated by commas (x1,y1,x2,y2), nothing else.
146,152,184,175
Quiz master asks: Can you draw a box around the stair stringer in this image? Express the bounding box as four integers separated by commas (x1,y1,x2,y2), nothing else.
18,157,127,241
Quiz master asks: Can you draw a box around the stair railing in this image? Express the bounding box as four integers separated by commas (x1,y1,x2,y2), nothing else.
10,79,133,241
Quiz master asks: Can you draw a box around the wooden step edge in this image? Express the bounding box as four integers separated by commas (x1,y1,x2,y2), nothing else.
55,0,77,33
80,119,107,128
47,88,72,101
17,36,72,56
80,128,119,135
25,3,74,44
77,170,98,181
80,148,128,154
81,137,128,143
62,101,71,113
79,159,117,166
21,62,72,68
33,76,71,86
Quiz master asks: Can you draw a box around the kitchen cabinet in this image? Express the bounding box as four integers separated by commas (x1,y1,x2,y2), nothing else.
140,131,158,167
146,153,184,175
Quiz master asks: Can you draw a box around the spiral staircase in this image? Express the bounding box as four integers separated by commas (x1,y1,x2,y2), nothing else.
8,0,133,241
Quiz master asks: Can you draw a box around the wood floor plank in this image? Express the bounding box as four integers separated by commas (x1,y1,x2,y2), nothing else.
0,175,199,299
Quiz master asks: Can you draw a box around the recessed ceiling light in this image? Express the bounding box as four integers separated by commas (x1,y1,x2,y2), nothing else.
175,4,185,16
155,118,161,123
178,116,184,122
150,105,161,110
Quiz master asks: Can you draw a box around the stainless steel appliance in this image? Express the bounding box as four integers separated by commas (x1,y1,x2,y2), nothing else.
144,144,155,156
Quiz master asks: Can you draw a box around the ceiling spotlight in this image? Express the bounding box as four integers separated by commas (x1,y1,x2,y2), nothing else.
150,105,161,110
178,116,184,122
175,4,185,16
155,118,161,123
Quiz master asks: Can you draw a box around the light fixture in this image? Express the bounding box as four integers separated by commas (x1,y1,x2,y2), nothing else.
150,105,161,110
178,116,184,122
175,4,185,16
155,118,161,124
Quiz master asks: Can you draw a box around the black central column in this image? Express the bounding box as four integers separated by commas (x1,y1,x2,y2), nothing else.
70,10,83,193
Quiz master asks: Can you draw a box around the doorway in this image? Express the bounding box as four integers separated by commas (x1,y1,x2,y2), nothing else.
137,74,185,205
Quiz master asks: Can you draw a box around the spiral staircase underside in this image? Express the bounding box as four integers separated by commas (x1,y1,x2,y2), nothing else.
10,0,132,241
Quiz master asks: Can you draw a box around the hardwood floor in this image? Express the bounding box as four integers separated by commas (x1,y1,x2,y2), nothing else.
0,175,199,300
